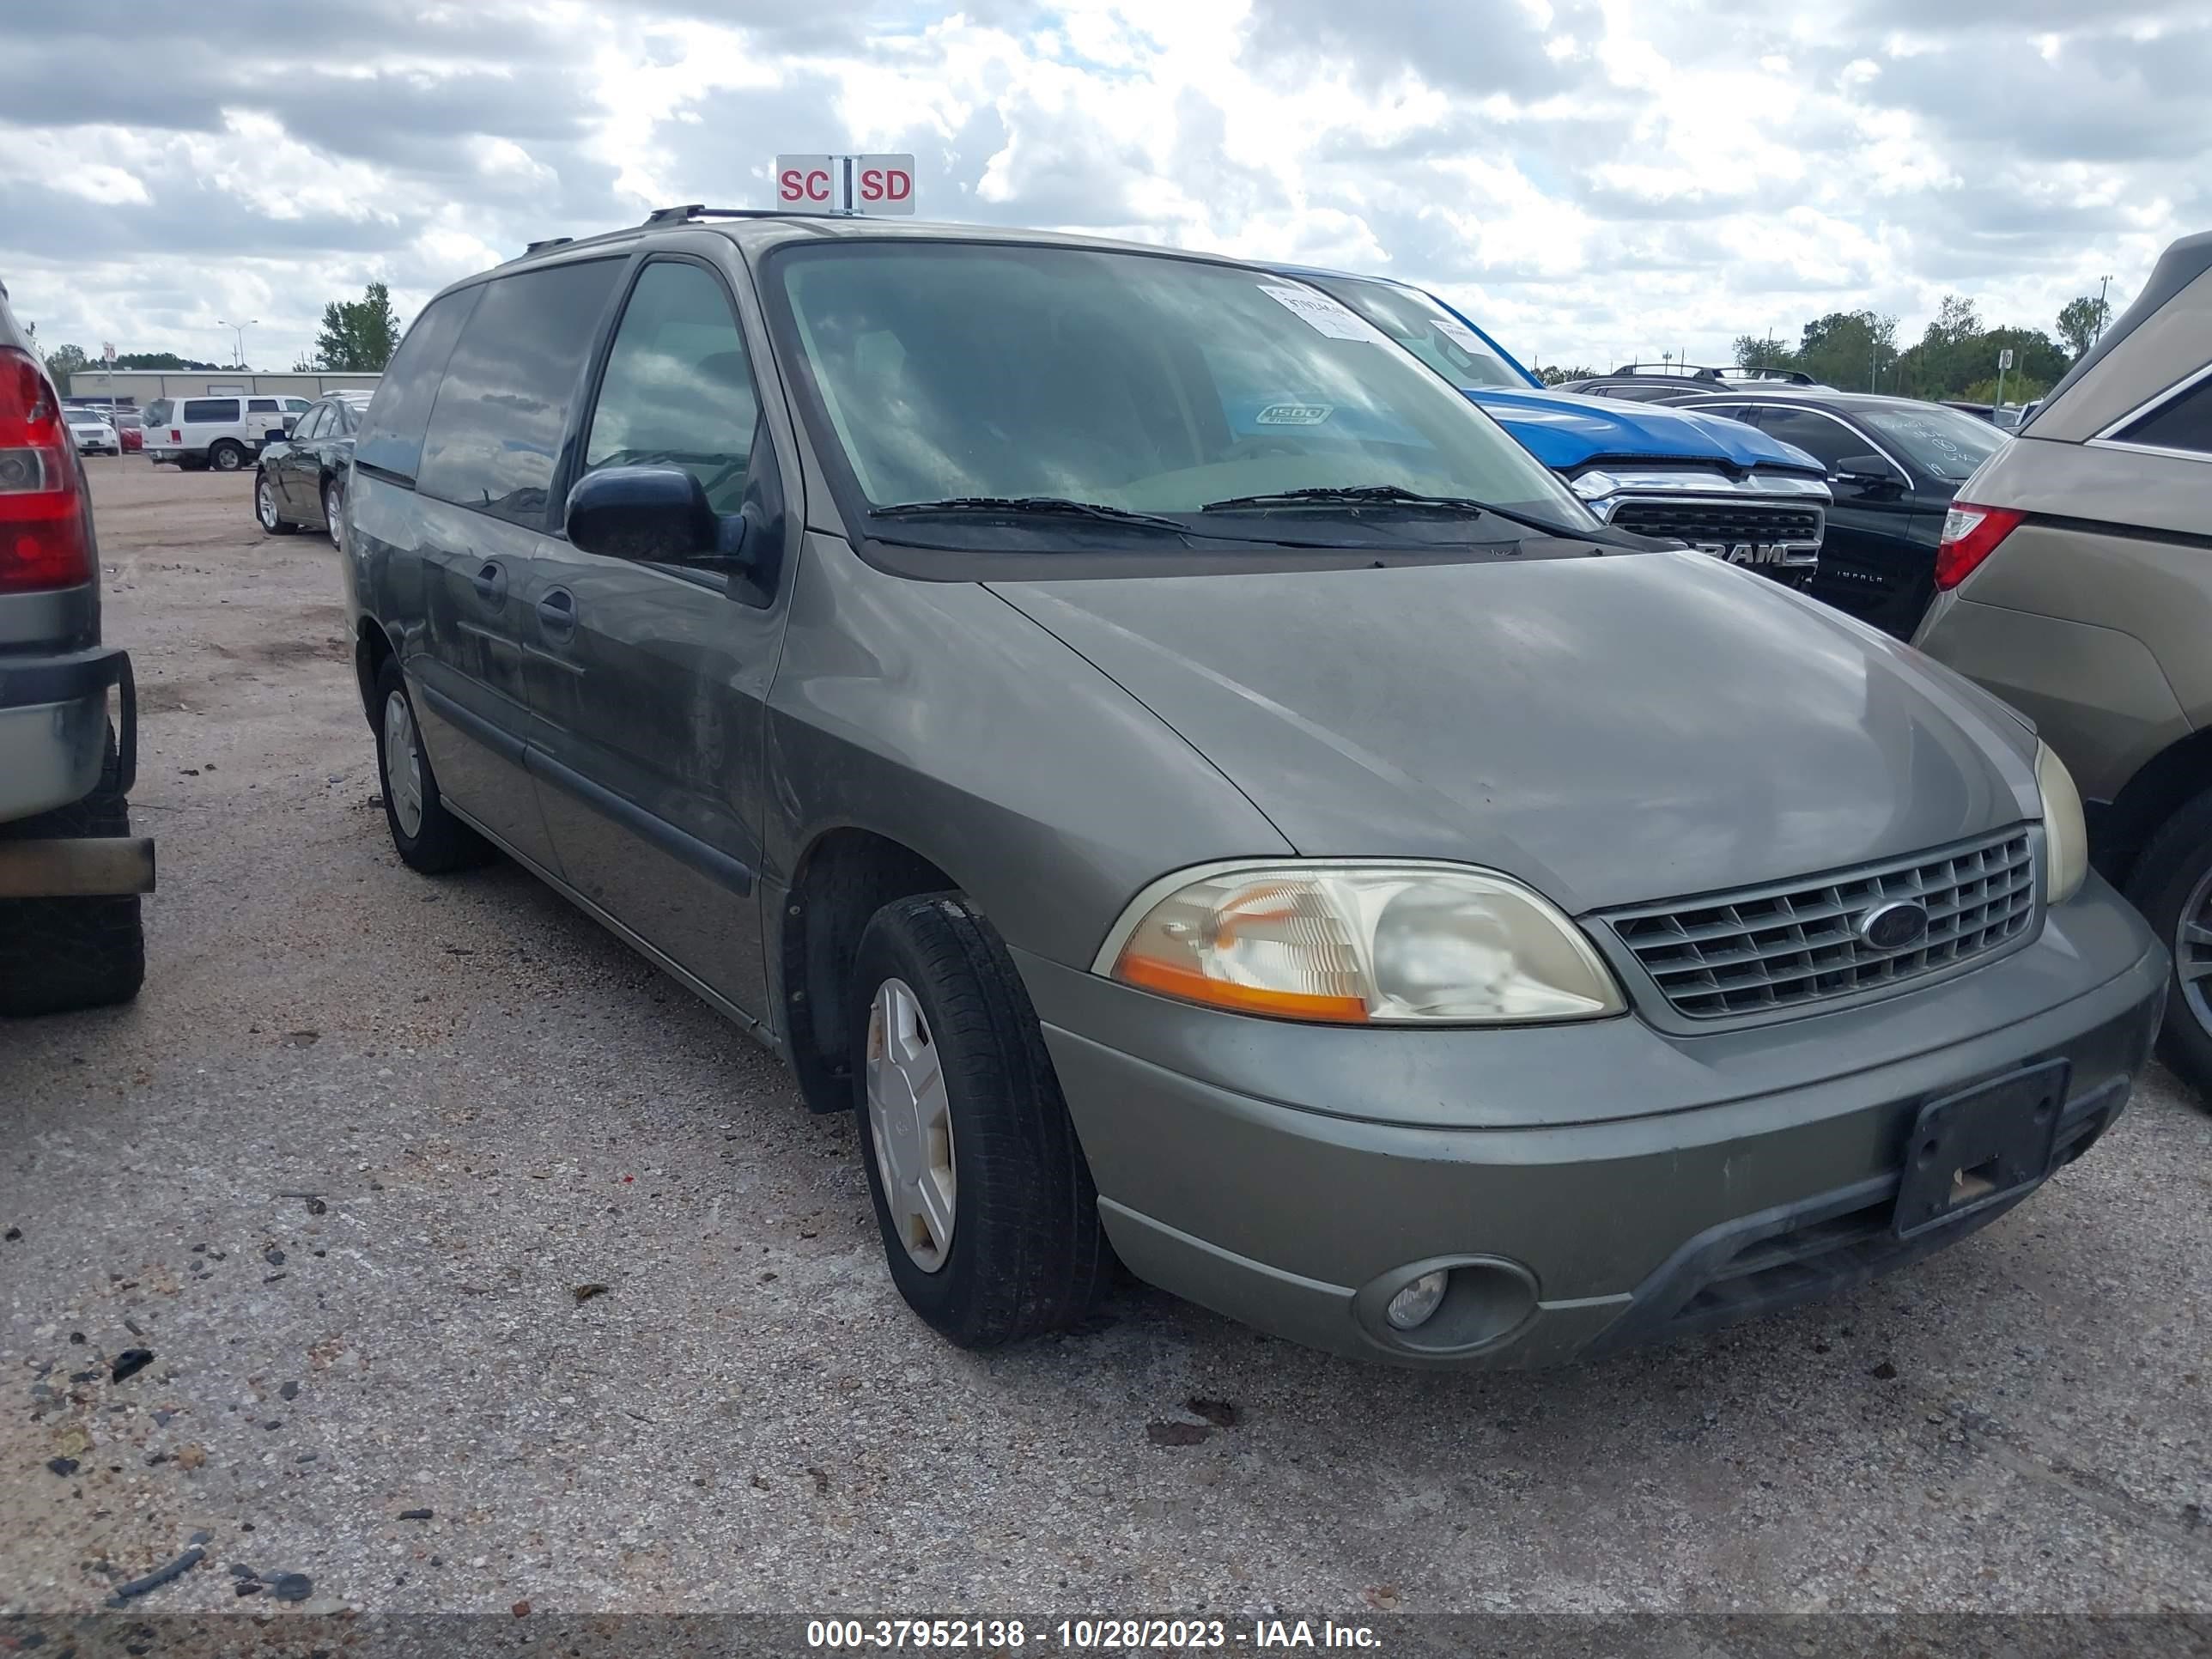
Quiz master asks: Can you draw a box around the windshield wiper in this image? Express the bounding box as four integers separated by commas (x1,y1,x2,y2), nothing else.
871,496,1191,533
1199,484,1593,543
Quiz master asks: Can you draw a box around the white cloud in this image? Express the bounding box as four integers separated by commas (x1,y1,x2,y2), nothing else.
0,0,2204,372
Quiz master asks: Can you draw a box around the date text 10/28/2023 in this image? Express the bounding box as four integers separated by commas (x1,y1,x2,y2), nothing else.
805,1619,1384,1650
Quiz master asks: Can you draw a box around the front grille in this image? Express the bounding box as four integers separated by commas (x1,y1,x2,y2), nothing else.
1607,501,1822,544
1602,828,2038,1019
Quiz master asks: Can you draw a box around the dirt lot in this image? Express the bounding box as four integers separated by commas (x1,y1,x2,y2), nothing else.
3,459,2209,1618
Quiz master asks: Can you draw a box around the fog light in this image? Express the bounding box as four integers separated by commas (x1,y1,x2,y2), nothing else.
1385,1269,1449,1330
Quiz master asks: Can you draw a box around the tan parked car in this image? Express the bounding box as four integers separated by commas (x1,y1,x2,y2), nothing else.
1916,229,2212,1091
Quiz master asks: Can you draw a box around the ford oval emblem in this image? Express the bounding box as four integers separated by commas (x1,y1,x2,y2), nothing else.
1858,900,1930,951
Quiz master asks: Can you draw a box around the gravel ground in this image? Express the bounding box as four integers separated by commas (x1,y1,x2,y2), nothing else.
3,459,2209,1619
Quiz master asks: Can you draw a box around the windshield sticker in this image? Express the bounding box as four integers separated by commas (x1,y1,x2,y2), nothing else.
1255,402,1334,426
1437,322,1487,354
1260,284,1382,342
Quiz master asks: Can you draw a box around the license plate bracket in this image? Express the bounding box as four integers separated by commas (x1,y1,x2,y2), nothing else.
1893,1059,2069,1240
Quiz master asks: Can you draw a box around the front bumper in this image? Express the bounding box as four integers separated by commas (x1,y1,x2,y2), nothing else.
1021,877,2164,1367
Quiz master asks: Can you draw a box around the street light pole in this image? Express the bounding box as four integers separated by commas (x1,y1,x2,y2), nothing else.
2094,275,2112,343
216,319,257,369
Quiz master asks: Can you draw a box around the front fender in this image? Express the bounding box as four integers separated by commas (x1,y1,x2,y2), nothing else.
762,532,1292,969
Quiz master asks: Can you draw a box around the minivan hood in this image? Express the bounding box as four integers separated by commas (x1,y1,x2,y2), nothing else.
1465,386,1823,475
993,552,2038,915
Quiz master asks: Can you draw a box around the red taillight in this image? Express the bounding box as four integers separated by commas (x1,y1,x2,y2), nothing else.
1933,501,2023,592
0,346,93,593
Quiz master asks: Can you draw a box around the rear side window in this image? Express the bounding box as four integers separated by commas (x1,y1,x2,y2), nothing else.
297,405,331,441
417,260,623,527
182,398,235,423
248,398,280,414
356,285,482,484
2117,374,2212,458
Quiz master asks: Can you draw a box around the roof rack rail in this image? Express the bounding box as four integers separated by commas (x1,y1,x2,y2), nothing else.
1711,366,1814,386
524,236,574,255
1609,362,1729,379
640,204,789,226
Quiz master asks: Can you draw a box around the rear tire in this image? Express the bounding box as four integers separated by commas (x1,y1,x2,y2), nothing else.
323,479,344,546
0,732,146,1018
2125,786,2212,1103
208,441,245,472
373,657,492,875
848,892,1110,1348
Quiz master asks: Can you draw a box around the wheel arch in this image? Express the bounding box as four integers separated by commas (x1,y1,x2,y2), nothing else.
354,617,396,733
2092,726,2212,889
778,825,959,1115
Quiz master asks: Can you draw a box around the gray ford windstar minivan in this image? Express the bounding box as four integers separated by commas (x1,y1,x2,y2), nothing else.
342,210,2166,1367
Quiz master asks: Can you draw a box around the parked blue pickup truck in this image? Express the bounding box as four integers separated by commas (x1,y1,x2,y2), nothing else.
1270,265,1832,581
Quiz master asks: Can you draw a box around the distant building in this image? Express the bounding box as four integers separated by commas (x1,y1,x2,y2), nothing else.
66,368,381,406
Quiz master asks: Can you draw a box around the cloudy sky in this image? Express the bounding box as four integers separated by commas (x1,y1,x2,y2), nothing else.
3,0,2206,376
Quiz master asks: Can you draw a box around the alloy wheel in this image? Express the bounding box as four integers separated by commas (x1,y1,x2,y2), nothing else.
866,976,957,1271
255,477,276,530
2177,863,2212,1041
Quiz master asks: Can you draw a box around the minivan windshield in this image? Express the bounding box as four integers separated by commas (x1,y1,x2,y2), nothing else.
1304,275,1533,392
769,243,1586,545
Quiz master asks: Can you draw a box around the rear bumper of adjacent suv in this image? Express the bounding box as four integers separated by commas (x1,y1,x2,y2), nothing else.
1018,875,2165,1367
0,647,153,898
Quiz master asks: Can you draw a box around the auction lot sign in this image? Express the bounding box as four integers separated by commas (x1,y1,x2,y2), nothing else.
775,153,916,216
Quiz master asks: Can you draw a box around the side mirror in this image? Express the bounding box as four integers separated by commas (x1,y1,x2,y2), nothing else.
264,428,288,444
566,465,732,566
1832,453,1899,488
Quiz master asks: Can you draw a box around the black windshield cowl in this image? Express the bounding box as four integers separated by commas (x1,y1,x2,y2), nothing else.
872,496,1194,533
1200,483,1603,545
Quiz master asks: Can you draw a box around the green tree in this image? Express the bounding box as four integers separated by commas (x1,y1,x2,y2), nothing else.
2056,295,2112,361
1732,335,1796,371
312,281,403,371
42,342,88,386
1793,310,1898,390
1534,364,1601,386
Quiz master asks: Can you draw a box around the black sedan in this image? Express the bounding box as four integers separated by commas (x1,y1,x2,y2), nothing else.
254,392,373,545
1672,390,2008,638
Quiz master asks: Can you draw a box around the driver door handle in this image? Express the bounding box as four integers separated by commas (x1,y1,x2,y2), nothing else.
537,586,577,641
471,561,507,606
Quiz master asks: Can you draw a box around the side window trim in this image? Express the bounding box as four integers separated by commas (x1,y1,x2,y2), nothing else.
2092,358,2212,462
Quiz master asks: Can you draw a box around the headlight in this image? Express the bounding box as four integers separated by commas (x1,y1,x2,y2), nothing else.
2036,742,2087,904
1096,860,1625,1025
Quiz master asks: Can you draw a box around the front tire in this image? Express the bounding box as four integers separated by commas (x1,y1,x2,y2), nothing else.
0,731,146,1018
848,893,1110,1348
255,472,298,535
373,657,492,875
2127,786,2212,1102
208,440,245,472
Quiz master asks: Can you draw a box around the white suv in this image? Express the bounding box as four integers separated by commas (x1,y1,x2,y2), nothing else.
143,393,311,471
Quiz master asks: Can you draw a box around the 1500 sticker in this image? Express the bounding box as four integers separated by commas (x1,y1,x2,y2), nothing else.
1255,403,1334,425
